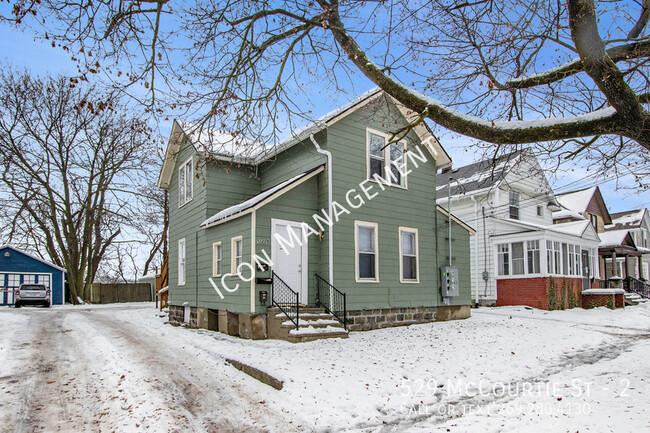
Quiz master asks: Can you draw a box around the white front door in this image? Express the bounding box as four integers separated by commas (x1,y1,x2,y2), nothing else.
272,219,308,304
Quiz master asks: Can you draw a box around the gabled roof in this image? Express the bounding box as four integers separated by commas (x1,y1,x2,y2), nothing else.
200,166,324,228
606,208,648,231
488,218,599,242
436,205,476,235
436,150,524,199
553,186,612,224
598,229,636,248
159,88,452,189
0,245,66,272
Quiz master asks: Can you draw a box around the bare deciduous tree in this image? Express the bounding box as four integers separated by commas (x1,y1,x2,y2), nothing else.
4,0,650,186
0,68,157,302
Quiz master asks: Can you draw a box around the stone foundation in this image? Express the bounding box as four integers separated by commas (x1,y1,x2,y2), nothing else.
346,305,470,331
168,304,200,328
171,304,472,336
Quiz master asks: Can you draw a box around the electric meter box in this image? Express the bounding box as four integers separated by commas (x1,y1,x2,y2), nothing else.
440,266,459,297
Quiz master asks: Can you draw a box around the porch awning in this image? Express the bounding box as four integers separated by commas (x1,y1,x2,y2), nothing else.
200,165,324,228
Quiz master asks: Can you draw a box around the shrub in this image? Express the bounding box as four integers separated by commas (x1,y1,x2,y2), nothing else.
548,278,556,311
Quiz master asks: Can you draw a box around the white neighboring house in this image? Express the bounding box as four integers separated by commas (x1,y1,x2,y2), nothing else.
604,209,650,281
437,151,601,307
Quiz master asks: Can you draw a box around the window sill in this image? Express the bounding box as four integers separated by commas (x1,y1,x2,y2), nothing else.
178,198,193,209
356,278,379,283
400,279,420,284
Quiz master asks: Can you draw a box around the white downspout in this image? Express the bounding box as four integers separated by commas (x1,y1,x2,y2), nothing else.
310,134,334,284
470,196,479,306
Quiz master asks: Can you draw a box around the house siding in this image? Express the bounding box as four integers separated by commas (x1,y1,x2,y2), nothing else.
164,93,474,332
168,139,207,307
324,95,470,310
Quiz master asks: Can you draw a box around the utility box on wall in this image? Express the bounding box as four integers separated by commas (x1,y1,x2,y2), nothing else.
440,266,459,297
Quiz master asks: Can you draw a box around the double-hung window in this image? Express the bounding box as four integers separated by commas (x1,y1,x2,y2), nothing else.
399,227,418,282
568,244,575,276
498,244,510,276
511,242,525,275
527,240,540,274
553,242,561,274
178,238,186,285
367,129,407,187
509,191,520,220
355,221,378,282
231,236,243,273
546,240,554,274
179,157,193,206
213,242,223,277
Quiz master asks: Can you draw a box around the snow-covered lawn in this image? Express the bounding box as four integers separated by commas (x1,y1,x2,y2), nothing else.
1,302,648,432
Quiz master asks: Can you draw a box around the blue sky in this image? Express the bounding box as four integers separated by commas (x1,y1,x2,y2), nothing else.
2,21,649,216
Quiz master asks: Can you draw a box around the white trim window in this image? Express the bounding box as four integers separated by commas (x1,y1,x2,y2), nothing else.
231,236,243,273
366,129,407,187
178,238,186,286
553,241,562,274
509,191,520,220
399,227,419,282
511,242,525,275
355,221,379,282
527,240,540,274
498,243,510,276
212,242,223,277
574,245,582,276
546,240,555,274
178,157,193,207
536,205,544,217
568,244,575,276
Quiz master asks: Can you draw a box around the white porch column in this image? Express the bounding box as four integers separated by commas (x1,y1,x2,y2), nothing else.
639,256,646,280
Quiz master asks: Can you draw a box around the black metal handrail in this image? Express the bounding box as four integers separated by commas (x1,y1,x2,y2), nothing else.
271,271,299,329
315,273,347,330
623,276,650,299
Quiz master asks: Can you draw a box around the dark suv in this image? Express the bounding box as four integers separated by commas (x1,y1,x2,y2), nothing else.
14,284,51,308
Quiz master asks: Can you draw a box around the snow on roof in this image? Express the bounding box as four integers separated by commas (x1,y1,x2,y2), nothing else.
550,220,591,237
177,121,269,161
554,187,596,215
200,167,321,227
0,245,66,272
436,150,523,199
490,218,595,241
606,209,646,231
179,88,384,165
598,230,632,248
551,206,586,221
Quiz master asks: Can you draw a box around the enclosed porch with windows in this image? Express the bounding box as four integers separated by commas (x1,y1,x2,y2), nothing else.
493,220,602,310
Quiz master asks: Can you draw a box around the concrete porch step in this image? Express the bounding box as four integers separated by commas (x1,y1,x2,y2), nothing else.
286,326,349,343
281,317,340,328
267,306,348,343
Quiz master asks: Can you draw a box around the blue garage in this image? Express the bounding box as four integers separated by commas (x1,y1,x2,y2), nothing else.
0,245,66,305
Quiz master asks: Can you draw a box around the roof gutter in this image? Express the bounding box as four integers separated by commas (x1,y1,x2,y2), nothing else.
310,134,334,285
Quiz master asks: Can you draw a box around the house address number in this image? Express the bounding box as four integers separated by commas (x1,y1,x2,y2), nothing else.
256,237,271,245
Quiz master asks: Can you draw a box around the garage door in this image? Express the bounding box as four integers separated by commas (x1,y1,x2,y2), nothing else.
0,274,20,305
0,274,52,305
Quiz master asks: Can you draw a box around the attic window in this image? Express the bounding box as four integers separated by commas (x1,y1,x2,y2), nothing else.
367,129,407,187
179,157,193,207
589,213,597,228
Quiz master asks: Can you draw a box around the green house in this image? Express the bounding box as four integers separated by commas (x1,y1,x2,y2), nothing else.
158,89,474,341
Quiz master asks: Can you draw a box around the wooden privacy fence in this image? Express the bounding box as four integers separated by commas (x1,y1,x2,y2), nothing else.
89,283,153,304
